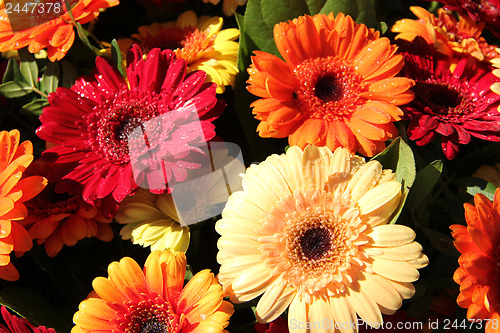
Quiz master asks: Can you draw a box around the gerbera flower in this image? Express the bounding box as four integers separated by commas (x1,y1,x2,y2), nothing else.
72,250,234,332
0,306,56,333
392,6,500,64
0,0,119,61
116,188,190,252
19,160,113,257
432,0,500,38
118,10,239,93
202,0,247,16
0,130,47,281
450,189,500,333
36,45,225,216
246,13,414,157
397,37,500,160
216,145,428,329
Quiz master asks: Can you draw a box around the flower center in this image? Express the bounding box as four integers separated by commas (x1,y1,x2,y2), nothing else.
294,57,364,121
87,90,163,163
141,26,197,53
259,190,369,297
122,298,184,333
175,28,215,65
25,183,82,216
299,227,332,260
412,80,473,120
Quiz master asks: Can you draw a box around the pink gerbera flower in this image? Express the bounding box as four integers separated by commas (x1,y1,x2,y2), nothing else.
36,45,224,216
398,37,500,159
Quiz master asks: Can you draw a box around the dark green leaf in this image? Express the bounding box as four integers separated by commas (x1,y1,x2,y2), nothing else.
111,39,125,78
0,287,73,333
3,58,23,83
61,60,78,88
21,99,49,116
372,138,416,224
319,0,378,28
454,177,496,201
18,48,38,87
42,61,60,94
409,160,443,207
0,81,33,98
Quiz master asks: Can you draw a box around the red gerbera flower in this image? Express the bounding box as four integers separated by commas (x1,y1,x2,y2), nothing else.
397,37,500,159
0,306,55,333
36,45,224,216
432,0,500,38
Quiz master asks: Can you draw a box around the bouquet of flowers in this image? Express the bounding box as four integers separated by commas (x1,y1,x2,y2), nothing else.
0,0,499,332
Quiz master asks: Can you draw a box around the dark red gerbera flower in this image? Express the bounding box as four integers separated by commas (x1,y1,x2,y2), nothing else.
432,0,500,38
36,45,224,216
254,316,289,333
0,306,56,333
398,37,500,159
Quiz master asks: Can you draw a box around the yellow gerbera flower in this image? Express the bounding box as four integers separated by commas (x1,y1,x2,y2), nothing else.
72,250,233,332
115,189,190,252
118,10,239,93
216,145,428,330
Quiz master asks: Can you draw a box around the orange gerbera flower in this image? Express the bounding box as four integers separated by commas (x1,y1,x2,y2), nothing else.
246,13,414,157
0,130,46,281
0,0,119,61
72,250,233,332
392,6,500,64
450,189,500,333
19,160,113,257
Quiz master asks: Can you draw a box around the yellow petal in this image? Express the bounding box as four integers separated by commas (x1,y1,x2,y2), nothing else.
368,224,415,247
372,257,420,282
255,276,295,322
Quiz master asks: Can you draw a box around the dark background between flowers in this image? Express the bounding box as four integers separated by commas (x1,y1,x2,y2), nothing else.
0,0,499,332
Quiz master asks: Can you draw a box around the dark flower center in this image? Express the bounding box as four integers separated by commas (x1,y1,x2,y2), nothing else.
25,183,81,216
314,74,343,103
140,318,169,333
294,56,364,121
141,26,196,52
299,227,332,260
414,81,465,115
87,90,163,163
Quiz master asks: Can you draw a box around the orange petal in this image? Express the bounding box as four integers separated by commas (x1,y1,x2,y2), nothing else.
288,118,326,148
10,222,32,252
251,51,296,87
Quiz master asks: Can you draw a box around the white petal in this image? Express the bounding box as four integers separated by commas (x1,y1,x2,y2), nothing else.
408,254,429,268
309,294,335,332
222,191,264,223
357,273,402,312
246,157,292,199
231,263,275,294
357,181,401,216
301,145,332,191
217,235,261,257
372,257,420,282
215,217,261,236
255,277,296,323
288,295,308,333
329,295,357,333
372,242,424,261
345,288,382,328
346,160,382,202
218,255,264,278
367,225,415,247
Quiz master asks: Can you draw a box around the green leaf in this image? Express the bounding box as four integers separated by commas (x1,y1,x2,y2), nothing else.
408,160,443,207
42,61,60,94
0,287,73,333
21,99,49,116
0,81,33,98
318,0,378,28
243,0,380,58
61,60,77,88
3,58,23,83
372,138,416,224
454,177,497,201
111,39,125,78
18,48,38,87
